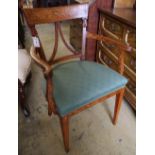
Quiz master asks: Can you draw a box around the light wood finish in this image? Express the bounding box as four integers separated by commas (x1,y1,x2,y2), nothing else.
23,4,129,152
46,75,57,116
87,32,129,50
60,116,69,152
113,88,125,124
68,88,124,117
23,4,88,25
30,46,51,74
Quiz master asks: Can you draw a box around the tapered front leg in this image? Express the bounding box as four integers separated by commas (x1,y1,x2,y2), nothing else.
113,88,125,125
60,116,69,153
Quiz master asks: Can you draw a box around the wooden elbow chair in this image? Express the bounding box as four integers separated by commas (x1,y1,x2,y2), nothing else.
23,3,131,152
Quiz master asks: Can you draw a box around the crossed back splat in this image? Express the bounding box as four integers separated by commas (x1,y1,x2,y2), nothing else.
23,4,89,65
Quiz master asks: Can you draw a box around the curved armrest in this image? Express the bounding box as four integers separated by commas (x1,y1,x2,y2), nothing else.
30,46,52,74
87,32,132,52
87,32,132,75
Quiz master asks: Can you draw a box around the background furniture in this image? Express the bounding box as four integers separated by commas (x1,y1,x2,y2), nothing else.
69,0,90,51
69,0,114,60
18,49,32,117
96,9,136,109
23,3,130,152
70,0,136,109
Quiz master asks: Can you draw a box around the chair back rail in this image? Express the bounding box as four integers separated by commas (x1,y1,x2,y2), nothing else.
23,4,88,25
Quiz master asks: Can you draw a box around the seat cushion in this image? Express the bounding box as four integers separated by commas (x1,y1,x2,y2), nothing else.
18,49,31,84
47,61,128,116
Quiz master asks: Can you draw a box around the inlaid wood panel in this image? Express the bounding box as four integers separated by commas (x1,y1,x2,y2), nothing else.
101,16,124,40
97,45,118,71
124,51,136,72
97,12,136,109
125,27,136,48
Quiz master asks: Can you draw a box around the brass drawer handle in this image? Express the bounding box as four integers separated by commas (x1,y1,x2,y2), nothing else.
125,30,130,46
98,50,106,65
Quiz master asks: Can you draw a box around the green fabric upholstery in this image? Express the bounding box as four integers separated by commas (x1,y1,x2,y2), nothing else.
42,61,128,116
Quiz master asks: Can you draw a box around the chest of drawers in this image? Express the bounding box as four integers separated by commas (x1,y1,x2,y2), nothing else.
69,5,136,109
96,9,136,109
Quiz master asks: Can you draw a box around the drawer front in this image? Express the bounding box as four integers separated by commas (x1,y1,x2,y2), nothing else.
98,42,136,81
125,27,136,49
97,43,118,71
100,14,124,40
99,15,136,74
127,81,136,95
124,71,136,95
98,35,136,73
125,87,136,109
97,42,136,109
99,40,136,72
100,39,120,57
124,26,136,72
97,13,136,109
124,51,136,72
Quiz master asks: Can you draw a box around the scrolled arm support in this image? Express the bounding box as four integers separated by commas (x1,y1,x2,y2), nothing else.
30,46,52,74
87,32,132,75
87,32,132,52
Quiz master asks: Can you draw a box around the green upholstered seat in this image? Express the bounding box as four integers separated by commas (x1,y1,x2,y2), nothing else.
42,61,128,116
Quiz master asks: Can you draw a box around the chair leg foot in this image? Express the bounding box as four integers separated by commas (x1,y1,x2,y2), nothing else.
59,116,69,153
113,88,125,125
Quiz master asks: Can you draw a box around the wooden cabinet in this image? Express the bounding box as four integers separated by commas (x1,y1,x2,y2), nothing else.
96,9,136,109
